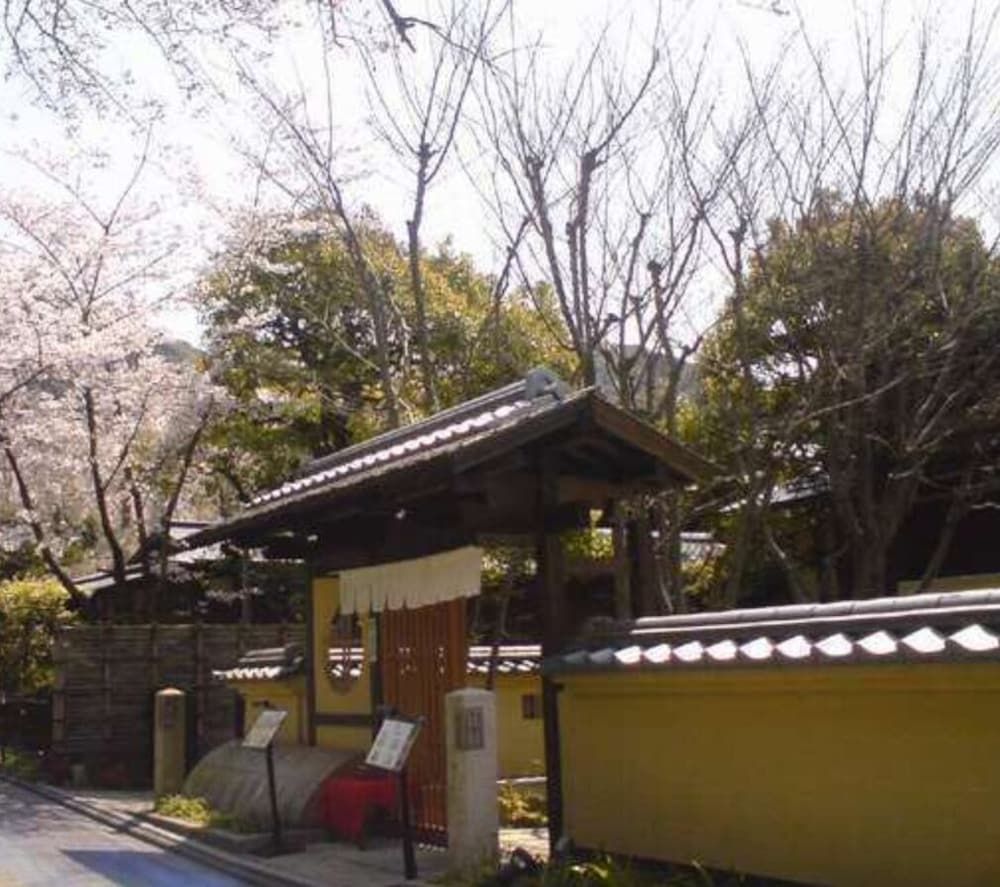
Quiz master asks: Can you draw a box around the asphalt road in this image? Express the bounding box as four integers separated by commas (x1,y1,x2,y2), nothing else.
0,780,249,887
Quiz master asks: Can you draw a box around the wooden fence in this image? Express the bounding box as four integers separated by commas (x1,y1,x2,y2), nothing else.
52,623,305,783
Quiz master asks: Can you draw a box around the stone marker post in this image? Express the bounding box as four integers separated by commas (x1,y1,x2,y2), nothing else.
154,687,186,797
446,688,499,874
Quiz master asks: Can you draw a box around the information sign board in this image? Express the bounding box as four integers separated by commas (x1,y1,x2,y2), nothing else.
365,717,421,773
242,709,288,750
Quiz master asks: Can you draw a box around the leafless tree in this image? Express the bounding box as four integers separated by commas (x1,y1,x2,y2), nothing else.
697,3,1000,602
357,0,508,412
471,8,757,612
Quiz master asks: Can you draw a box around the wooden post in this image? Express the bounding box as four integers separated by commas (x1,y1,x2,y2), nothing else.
629,511,663,616
369,612,384,739
536,455,567,855
612,506,632,621
305,568,317,746
400,765,418,880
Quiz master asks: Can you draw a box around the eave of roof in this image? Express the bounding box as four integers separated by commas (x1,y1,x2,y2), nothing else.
544,589,1000,675
186,374,713,549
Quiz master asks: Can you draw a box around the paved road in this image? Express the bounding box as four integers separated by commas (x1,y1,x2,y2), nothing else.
0,780,248,887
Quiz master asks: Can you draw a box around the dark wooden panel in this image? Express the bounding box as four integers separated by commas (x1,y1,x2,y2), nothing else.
380,598,467,845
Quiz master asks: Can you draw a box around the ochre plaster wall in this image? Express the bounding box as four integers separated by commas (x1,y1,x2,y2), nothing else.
231,677,306,745
469,673,545,777
311,575,373,752
558,663,1000,885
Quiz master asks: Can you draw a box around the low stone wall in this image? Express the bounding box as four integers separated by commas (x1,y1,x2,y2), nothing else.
52,623,305,784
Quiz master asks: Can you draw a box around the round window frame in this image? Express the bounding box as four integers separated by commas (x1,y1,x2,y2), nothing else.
324,612,364,694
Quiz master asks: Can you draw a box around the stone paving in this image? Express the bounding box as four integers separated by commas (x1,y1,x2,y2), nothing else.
1,777,550,885
0,779,246,887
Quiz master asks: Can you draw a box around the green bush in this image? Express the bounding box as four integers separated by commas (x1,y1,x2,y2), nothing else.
0,748,42,781
463,855,720,887
498,783,548,828
153,794,252,832
0,577,75,696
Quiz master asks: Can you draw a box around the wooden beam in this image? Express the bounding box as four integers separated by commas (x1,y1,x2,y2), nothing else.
556,474,654,506
589,395,717,483
305,568,317,746
312,521,472,573
313,712,375,728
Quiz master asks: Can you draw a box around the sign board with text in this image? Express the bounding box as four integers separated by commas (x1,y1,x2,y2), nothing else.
365,717,421,773
242,709,288,750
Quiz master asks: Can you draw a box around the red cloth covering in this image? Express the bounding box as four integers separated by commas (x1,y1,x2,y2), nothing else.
322,765,398,843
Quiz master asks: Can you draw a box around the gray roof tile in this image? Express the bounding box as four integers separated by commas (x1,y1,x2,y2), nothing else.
217,643,542,682
544,589,1000,676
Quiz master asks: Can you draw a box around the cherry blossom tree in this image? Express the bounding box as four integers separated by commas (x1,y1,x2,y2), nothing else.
0,159,222,604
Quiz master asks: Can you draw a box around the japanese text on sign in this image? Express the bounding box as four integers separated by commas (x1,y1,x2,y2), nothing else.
365,717,421,772
243,709,288,750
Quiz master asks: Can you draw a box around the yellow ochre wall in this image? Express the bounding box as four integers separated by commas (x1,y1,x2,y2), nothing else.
558,663,1000,886
311,575,374,752
231,677,306,745
469,673,545,777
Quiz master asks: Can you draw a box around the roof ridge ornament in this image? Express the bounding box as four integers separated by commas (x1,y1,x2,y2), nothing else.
524,366,568,401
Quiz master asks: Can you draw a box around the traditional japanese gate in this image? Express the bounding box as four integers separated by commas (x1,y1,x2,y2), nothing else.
379,598,467,844
189,369,712,855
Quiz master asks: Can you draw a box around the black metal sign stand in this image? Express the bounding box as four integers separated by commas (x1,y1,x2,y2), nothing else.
265,741,283,852
243,708,289,855
367,709,423,881
398,764,417,880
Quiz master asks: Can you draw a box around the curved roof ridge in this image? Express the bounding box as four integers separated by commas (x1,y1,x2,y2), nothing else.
295,367,569,482
632,588,1000,633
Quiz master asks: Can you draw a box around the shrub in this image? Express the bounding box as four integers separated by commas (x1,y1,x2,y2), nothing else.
498,783,548,828
469,854,721,887
0,577,75,696
0,747,42,781
153,794,251,832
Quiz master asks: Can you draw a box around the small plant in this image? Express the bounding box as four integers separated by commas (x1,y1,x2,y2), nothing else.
537,856,659,887
0,748,42,781
498,783,548,828
153,794,252,832
467,854,718,887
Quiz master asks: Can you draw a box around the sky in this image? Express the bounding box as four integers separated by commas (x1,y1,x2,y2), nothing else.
0,0,990,345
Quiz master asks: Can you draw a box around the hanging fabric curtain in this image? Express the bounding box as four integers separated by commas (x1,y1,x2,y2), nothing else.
338,546,483,614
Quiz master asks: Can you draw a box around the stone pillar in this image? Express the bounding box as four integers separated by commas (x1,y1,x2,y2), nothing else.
446,688,499,874
154,688,187,797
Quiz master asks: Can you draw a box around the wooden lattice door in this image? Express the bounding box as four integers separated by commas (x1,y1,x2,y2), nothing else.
379,598,467,845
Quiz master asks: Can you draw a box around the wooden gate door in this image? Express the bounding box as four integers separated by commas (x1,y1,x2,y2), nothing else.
380,598,467,845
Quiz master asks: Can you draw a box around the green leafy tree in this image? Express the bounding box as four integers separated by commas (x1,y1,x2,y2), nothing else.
0,577,75,696
693,195,1000,601
199,213,575,499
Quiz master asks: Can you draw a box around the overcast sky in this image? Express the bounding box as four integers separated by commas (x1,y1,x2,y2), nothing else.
0,0,989,344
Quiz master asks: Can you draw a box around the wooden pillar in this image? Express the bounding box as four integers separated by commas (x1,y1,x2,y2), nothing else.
304,567,317,746
369,611,383,738
536,456,567,854
628,511,663,617
611,506,632,621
